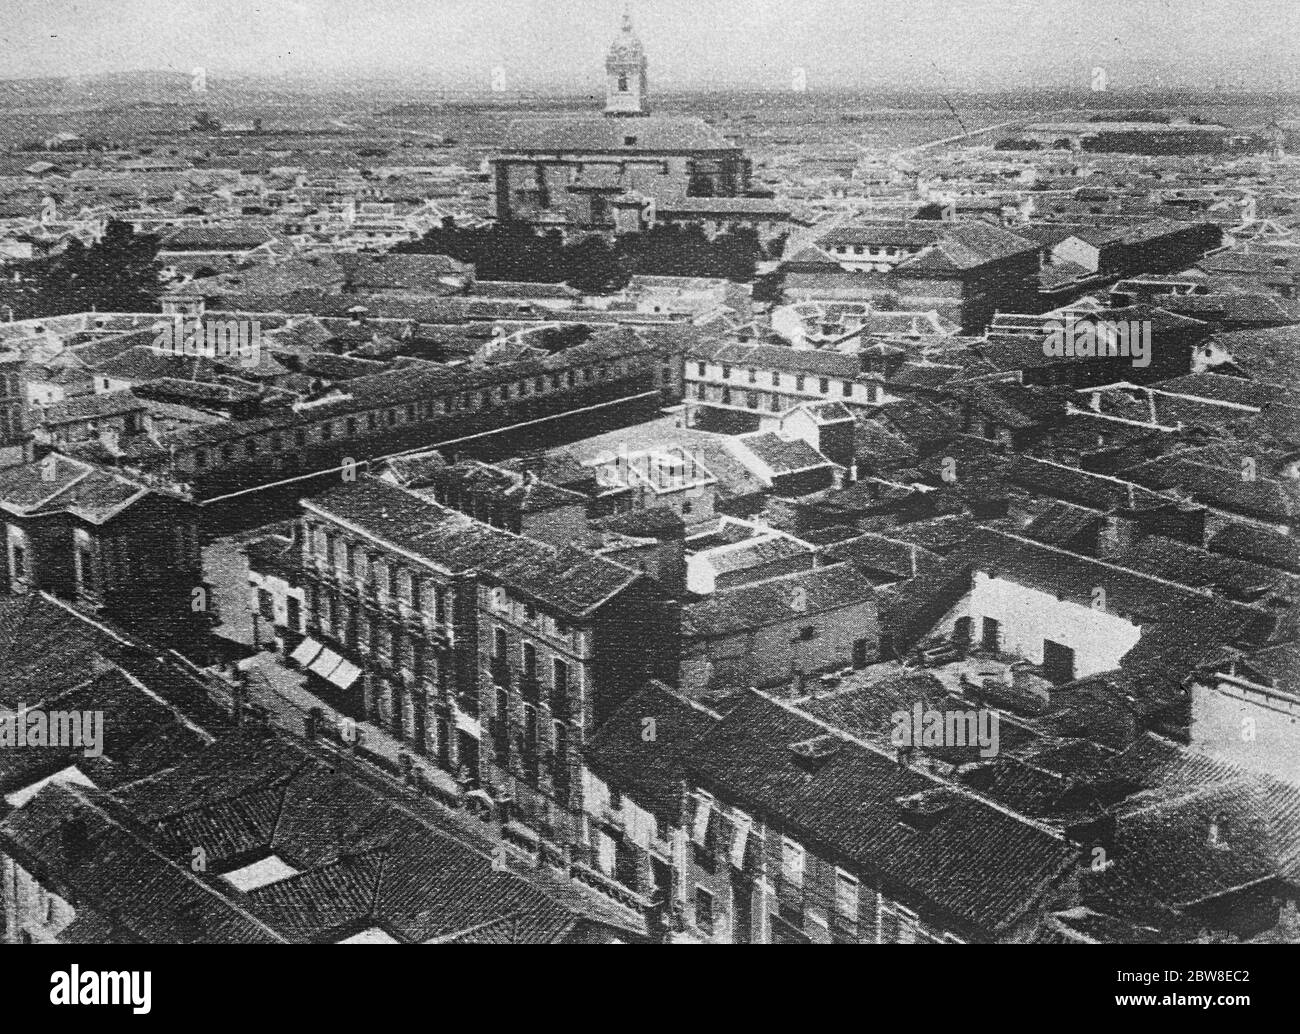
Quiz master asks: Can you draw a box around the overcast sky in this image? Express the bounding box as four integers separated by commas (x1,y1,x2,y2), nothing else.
2,0,1297,91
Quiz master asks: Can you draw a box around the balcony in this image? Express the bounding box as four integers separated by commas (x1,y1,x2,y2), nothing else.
571,862,656,915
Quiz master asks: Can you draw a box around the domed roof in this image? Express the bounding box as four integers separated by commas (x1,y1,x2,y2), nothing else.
607,12,644,63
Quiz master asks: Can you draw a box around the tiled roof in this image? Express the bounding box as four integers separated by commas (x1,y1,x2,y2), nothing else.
688,691,1078,936
306,478,640,618
733,432,831,474
114,732,612,943
582,682,718,825
0,782,287,944
683,562,873,638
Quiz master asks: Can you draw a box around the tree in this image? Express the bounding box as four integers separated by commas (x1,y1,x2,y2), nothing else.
24,220,163,316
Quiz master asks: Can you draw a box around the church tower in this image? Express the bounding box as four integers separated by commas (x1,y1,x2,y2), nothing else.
605,8,649,117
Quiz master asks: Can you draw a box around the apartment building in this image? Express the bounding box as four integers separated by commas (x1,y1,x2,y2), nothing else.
295,476,676,850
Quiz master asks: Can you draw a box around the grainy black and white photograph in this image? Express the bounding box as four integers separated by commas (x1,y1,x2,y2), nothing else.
0,0,1297,1000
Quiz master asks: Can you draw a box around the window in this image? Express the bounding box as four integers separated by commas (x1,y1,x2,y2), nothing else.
553,658,568,695
781,837,804,888
494,627,507,663
697,362,706,376
842,382,852,397
835,870,859,924
747,368,757,384
691,794,714,846
819,378,829,394
729,810,752,868
880,901,921,944
795,375,805,391
694,886,715,936
722,365,732,379
798,625,818,641
522,642,536,678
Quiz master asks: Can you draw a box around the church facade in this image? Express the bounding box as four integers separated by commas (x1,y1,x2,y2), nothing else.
489,13,754,234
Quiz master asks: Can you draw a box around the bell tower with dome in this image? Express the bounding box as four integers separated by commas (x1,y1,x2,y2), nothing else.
605,8,649,117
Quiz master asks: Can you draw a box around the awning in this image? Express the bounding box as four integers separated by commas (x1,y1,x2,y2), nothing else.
290,637,323,667
329,660,362,691
309,648,344,680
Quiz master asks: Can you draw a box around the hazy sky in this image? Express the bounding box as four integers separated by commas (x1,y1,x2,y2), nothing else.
2,0,1297,91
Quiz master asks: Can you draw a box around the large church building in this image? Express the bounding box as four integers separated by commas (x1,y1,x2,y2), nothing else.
490,12,756,233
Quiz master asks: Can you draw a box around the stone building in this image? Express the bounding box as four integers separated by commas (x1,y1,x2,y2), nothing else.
490,13,753,232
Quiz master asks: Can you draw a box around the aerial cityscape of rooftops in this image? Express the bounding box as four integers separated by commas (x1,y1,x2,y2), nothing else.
1,0,1299,951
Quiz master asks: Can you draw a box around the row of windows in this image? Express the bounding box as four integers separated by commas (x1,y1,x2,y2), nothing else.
696,362,861,398
491,627,573,694
314,588,442,675
701,384,876,411
309,525,451,624
487,586,573,644
689,795,962,942
190,353,676,469
831,245,914,258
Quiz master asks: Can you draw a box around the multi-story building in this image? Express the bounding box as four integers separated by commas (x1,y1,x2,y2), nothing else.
0,454,208,645
0,356,32,469
680,690,1080,943
780,221,1043,332
685,339,889,433
138,324,687,500
489,13,753,233
295,476,677,851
